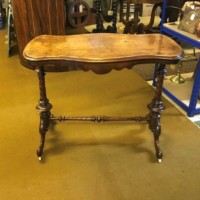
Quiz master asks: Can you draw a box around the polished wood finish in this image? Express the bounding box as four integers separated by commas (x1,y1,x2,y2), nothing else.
23,33,182,73
22,33,183,162
11,0,65,66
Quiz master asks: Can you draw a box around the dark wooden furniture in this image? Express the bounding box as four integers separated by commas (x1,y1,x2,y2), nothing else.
23,33,183,162
93,0,119,33
119,0,163,34
66,0,91,28
11,0,65,67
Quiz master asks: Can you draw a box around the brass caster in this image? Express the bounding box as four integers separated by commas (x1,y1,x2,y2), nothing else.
158,159,162,163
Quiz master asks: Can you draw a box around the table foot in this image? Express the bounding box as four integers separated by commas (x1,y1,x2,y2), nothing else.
36,111,50,159
147,112,163,162
155,142,163,162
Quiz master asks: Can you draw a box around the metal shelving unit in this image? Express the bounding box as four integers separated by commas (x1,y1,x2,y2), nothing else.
158,0,200,117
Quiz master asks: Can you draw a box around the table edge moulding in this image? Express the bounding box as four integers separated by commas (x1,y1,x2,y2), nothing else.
22,33,183,163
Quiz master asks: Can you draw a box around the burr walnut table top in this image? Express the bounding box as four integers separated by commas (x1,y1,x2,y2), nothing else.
23,33,183,74
22,32,183,161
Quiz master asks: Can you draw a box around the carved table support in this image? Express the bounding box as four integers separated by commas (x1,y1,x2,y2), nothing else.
36,68,52,160
34,64,167,162
147,64,167,162
22,34,183,162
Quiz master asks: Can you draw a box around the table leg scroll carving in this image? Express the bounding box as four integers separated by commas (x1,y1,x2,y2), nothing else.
33,64,168,162
148,112,163,162
37,112,51,160
148,64,167,162
36,68,52,160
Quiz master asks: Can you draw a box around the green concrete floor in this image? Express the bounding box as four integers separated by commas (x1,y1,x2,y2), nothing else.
1,28,200,200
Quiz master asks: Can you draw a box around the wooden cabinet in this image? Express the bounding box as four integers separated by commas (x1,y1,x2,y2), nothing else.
12,0,66,67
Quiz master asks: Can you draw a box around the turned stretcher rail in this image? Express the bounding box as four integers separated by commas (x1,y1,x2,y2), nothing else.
22,33,183,162
50,115,149,122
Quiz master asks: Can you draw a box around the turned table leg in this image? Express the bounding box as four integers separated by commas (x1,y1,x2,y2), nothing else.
36,68,52,160
148,64,167,163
